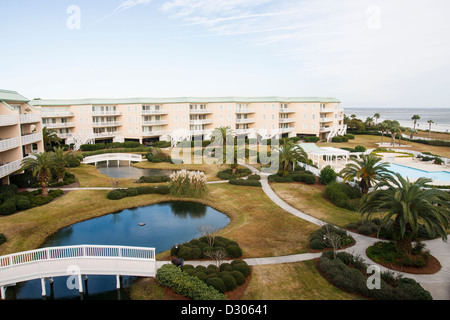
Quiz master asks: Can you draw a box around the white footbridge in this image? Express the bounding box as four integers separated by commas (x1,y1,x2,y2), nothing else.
0,245,156,299
82,153,146,166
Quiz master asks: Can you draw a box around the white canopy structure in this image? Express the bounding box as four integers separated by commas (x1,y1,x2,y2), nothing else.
298,143,350,169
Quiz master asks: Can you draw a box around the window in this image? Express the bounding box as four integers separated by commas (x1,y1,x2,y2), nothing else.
263,114,266,120
303,104,307,110
312,114,316,120
174,105,178,112
311,124,315,129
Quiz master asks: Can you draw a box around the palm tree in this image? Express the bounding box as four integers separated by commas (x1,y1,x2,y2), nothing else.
365,117,374,128
212,126,234,146
427,120,434,139
21,152,57,196
340,154,393,195
378,121,389,145
42,127,61,151
411,114,420,138
53,147,69,182
275,138,308,176
374,113,381,125
395,126,405,146
360,174,450,254
405,127,418,140
386,120,400,146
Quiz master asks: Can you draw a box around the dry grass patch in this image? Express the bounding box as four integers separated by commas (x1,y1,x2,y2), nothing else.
270,182,361,227
241,260,363,300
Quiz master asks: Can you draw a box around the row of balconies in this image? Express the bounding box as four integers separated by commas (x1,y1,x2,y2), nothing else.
0,133,43,152
0,114,41,127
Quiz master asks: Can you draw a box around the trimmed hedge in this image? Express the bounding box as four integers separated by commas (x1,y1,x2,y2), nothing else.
268,171,316,184
156,264,227,300
303,136,320,142
171,236,243,260
137,175,170,183
216,168,252,180
0,188,64,216
319,251,432,300
106,185,170,200
228,179,261,187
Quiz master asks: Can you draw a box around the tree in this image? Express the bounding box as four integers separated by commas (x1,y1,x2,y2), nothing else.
427,120,434,139
340,154,393,195
411,114,420,138
42,127,61,152
212,126,234,146
53,147,68,182
197,224,219,247
365,117,374,128
385,120,400,146
275,138,308,176
377,121,389,145
374,113,381,125
21,152,57,196
405,127,418,140
359,174,450,254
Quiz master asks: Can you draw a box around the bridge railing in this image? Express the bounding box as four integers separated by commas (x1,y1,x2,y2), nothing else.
82,153,144,164
0,245,156,268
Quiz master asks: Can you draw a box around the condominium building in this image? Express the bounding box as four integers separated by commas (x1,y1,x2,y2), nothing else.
30,97,346,149
0,89,44,184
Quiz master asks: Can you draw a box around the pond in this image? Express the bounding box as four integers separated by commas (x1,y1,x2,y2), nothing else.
9,201,230,300
96,163,173,179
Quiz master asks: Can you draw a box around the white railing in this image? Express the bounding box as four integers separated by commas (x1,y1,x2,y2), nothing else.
92,121,122,127
20,114,41,124
319,117,334,123
189,119,213,125
142,120,168,126
189,109,212,114
82,153,145,164
279,108,296,113
278,118,295,123
0,159,22,179
0,245,157,295
41,112,74,118
142,130,168,137
44,122,75,129
0,115,18,126
235,118,255,124
319,108,334,113
21,132,42,145
56,133,73,139
92,111,122,116
142,109,168,115
235,108,255,114
0,137,20,152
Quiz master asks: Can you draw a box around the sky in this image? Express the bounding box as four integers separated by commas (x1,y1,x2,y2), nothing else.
0,0,449,108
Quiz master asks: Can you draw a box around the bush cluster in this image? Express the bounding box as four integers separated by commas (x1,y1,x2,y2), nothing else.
216,168,252,180
367,241,431,268
331,135,349,143
228,179,261,187
268,170,316,184
177,140,212,148
181,259,251,293
324,182,362,211
80,142,144,151
171,236,243,260
156,264,226,300
0,187,64,216
303,136,320,142
319,251,432,300
106,185,170,200
137,175,171,183
318,165,337,185
309,224,354,250
146,152,173,163
0,233,6,246
151,141,172,148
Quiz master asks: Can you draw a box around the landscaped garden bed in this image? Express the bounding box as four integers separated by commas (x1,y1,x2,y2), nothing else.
309,224,355,252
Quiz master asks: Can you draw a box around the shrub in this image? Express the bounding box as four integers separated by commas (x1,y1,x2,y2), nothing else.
156,264,226,300
169,170,207,197
357,224,373,235
345,133,355,139
354,145,366,152
177,246,193,260
219,263,233,272
304,136,320,142
138,175,170,183
16,198,32,211
318,165,337,185
228,179,261,187
206,277,227,293
0,233,6,245
106,185,170,200
311,239,325,250
324,182,362,211
226,244,243,258
247,174,261,180
331,136,342,143
231,261,251,277
106,189,126,200
151,141,171,148
217,168,252,180
221,274,237,291
230,270,245,285
0,202,17,216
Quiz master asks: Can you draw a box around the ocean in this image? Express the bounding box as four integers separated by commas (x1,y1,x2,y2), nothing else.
344,108,450,133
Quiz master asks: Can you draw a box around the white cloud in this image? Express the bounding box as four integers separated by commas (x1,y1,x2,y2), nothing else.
97,0,153,23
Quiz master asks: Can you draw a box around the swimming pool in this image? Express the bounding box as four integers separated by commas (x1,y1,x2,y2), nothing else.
387,163,450,182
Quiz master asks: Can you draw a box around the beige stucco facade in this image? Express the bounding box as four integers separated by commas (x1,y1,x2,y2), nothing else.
0,89,44,184
31,97,346,148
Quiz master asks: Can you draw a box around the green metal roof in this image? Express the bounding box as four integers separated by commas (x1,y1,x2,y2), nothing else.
30,96,341,106
0,89,30,103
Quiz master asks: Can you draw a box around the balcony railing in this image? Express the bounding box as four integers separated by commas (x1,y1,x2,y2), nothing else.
235,118,255,124
189,119,213,125
278,127,294,133
319,117,334,123
142,130,168,137
21,132,42,145
278,118,295,123
56,133,73,139
92,121,122,127
0,137,20,152
20,114,41,124
142,109,168,115
41,112,74,118
189,109,212,114
235,108,255,114
0,159,22,179
0,115,18,126
320,108,334,113
279,108,296,113
92,111,122,116
142,120,168,126
43,122,75,129
92,132,117,138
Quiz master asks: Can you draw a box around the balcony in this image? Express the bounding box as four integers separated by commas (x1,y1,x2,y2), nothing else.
278,118,295,123
319,108,334,113
279,108,296,113
20,114,41,124
142,120,169,126
92,121,122,127
235,128,253,135
142,109,168,115
42,112,74,118
92,110,122,116
21,132,42,145
235,118,255,124
44,122,75,129
56,133,73,139
189,109,212,114
235,108,255,114
319,117,334,123
189,119,213,125
190,129,208,136
0,137,20,152
93,132,117,138
142,130,168,137
278,127,294,133
320,127,332,132
0,159,22,179
0,115,18,126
